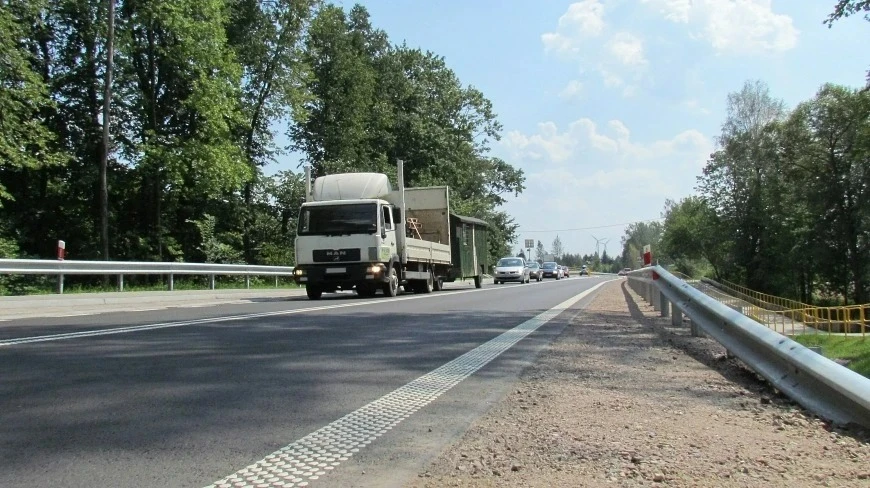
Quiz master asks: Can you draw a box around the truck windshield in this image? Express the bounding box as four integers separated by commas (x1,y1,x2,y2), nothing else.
298,203,378,236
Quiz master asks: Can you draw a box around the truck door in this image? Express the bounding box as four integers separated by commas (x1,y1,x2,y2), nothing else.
382,204,396,250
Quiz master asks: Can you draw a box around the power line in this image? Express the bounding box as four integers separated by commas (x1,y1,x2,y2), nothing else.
519,218,664,233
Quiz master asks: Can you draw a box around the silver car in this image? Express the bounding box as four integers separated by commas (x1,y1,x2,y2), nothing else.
527,262,543,282
493,257,531,284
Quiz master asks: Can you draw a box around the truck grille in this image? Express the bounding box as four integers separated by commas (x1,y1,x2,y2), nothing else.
312,248,361,263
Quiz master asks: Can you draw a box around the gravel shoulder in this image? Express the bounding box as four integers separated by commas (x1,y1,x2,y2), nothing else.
408,279,870,487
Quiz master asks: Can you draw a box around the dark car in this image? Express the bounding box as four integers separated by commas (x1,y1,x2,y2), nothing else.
579,265,589,276
541,261,562,279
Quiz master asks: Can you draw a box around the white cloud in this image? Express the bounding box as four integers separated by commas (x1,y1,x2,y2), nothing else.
543,3,648,97
607,32,647,66
502,118,712,175
559,80,584,100
681,98,711,114
498,119,714,255
642,0,799,54
542,0,606,54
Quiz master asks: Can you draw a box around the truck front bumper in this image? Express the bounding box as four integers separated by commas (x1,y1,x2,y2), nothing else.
293,263,388,289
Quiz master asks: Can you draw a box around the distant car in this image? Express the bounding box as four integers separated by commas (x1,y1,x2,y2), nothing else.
618,268,631,276
527,262,543,282
579,265,589,276
541,261,562,280
562,266,570,278
494,257,531,284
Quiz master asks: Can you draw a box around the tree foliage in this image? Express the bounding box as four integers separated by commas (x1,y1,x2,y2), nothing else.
0,1,524,287
650,80,870,305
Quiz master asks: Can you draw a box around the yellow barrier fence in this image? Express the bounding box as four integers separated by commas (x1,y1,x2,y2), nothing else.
715,279,867,337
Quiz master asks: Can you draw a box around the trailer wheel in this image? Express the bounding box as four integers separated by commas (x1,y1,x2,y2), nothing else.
383,266,399,297
474,275,482,289
306,285,323,300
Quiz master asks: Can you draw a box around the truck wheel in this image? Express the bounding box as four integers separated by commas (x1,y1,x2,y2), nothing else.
474,275,482,289
383,266,399,297
433,277,443,291
306,285,323,300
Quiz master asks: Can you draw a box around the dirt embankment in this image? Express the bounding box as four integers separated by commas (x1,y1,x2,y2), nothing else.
409,280,870,487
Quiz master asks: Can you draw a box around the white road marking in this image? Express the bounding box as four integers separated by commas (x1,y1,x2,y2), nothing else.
204,281,610,488
0,277,611,348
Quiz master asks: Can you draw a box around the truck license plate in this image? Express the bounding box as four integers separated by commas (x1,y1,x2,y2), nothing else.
326,267,346,274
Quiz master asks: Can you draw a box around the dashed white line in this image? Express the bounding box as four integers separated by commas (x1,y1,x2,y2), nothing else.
204,280,609,488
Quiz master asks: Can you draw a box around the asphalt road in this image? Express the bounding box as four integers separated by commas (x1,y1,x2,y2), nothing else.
0,276,611,487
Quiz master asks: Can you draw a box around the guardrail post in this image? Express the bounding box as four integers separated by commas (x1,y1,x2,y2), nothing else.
118,274,124,292
275,276,279,287
209,274,215,290
690,319,705,338
652,285,661,312
671,305,682,327
245,276,250,289
660,292,669,317
168,274,174,291
57,273,64,294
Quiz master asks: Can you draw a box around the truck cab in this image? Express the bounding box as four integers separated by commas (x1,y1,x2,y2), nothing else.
294,198,400,299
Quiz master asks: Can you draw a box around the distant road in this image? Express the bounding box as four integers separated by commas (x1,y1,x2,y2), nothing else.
0,276,608,487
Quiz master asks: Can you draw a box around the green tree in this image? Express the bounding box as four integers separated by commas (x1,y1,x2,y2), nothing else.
783,84,870,304
0,1,66,205
697,80,788,291
660,197,730,279
226,0,317,263
117,0,251,261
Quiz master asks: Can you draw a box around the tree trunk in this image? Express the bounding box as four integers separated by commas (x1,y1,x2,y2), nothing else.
99,0,116,261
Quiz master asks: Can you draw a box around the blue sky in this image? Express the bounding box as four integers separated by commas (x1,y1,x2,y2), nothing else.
272,0,868,259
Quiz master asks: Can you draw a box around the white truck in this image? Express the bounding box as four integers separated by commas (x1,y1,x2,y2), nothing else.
293,160,489,299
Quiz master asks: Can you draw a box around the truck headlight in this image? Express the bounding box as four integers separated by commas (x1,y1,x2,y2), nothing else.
367,265,382,274
294,269,305,276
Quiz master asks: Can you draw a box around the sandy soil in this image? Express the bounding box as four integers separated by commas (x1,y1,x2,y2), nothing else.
408,279,870,487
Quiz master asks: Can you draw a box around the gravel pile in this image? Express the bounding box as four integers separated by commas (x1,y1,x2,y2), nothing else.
409,280,870,487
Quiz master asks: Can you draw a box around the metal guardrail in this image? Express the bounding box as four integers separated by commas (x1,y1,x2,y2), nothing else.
626,266,870,429
0,259,295,294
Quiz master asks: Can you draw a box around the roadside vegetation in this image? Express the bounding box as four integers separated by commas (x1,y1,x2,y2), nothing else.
0,1,524,295
793,335,870,379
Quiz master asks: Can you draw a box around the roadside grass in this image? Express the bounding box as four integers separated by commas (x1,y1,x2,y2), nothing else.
792,334,870,379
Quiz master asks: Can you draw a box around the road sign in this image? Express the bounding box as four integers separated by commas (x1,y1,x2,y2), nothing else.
524,239,535,249
642,244,652,266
